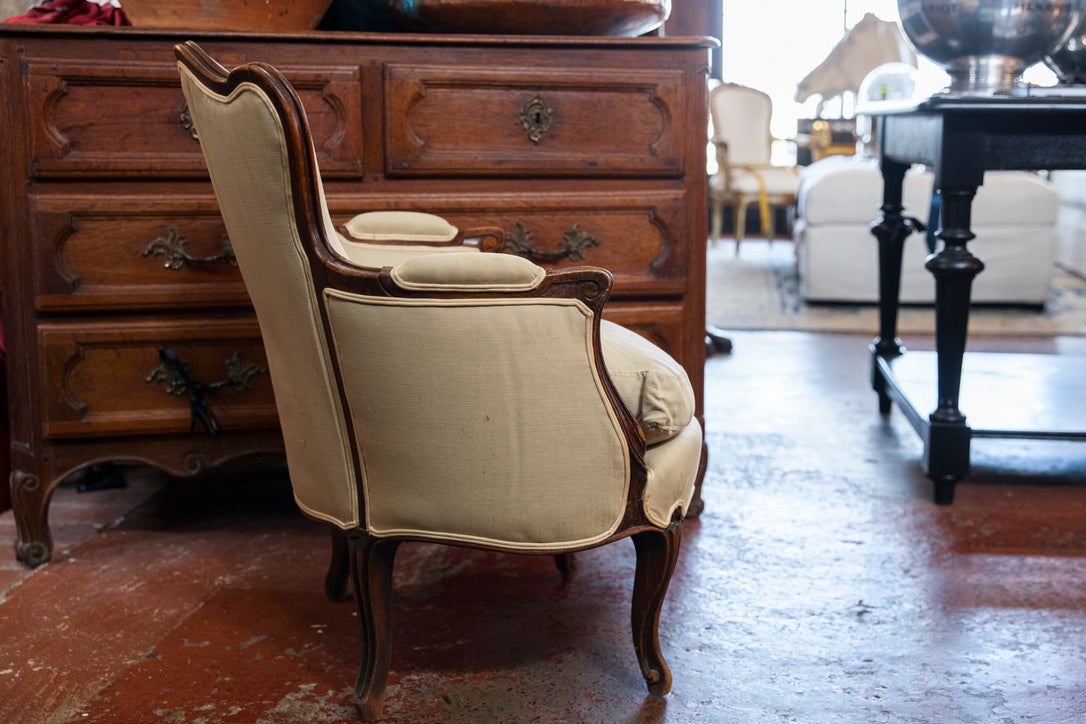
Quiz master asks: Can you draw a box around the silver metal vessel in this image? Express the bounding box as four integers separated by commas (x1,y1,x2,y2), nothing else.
897,0,1085,94
1046,14,1086,83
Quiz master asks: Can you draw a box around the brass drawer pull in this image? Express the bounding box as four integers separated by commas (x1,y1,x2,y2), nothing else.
179,101,199,141
507,222,599,262
518,94,552,144
143,227,236,271
146,348,268,435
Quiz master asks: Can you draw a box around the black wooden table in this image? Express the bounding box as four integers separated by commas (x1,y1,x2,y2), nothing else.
868,94,1086,504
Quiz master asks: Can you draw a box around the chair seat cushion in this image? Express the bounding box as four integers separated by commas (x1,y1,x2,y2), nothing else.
713,165,799,196
600,321,695,445
642,419,701,527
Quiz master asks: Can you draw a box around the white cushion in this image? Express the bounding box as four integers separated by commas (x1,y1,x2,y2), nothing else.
713,165,798,196
1052,171,1086,209
600,320,695,446
798,156,1057,226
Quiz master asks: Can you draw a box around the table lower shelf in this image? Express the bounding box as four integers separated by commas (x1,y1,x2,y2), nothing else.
877,351,1086,440
875,350,1086,503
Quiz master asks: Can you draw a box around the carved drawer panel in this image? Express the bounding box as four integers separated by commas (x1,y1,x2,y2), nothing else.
30,191,251,312
329,187,690,297
602,303,690,372
23,60,362,178
384,63,688,178
38,318,277,440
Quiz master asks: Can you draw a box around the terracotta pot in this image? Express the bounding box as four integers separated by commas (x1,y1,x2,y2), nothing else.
121,0,335,31
388,0,671,36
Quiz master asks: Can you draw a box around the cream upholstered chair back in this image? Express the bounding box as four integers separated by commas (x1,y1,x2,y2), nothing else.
176,41,701,721
710,82,773,167
177,44,359,530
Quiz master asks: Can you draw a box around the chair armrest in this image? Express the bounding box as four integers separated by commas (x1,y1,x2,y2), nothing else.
390,251,545,292
341,210,457,244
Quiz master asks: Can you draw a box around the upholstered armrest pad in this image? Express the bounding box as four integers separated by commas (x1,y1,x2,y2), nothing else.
342,210,459,243
391,252,546,292
600,321,695,445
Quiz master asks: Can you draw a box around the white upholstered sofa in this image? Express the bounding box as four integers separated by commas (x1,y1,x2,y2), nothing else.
1051,171,1086,279
794,155,1060,305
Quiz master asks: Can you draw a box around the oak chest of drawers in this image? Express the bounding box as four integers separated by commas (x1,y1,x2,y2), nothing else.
0,26,712,566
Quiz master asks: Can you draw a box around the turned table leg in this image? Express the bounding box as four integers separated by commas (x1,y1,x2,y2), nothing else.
870,158,923,412
924,185,984,504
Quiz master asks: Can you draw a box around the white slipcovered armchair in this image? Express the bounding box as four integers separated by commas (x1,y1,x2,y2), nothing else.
176,41,702,721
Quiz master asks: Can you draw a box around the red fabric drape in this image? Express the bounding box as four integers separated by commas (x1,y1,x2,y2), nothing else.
3,0,130,26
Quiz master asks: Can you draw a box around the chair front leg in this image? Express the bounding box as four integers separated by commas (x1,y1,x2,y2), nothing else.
735,200,749,247
710,199,724,242
631,521,682,696
351,536,401,721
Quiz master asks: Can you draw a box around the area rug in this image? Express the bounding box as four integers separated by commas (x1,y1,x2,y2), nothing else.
706,241,1086,336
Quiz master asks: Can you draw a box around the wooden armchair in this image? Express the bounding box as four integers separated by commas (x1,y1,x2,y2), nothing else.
175,41,702,720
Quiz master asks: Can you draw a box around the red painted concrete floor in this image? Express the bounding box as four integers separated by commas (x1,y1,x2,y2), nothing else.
4,330,1086,723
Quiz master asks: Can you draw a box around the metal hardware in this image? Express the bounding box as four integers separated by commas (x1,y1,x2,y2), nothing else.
179,101,198,141
142,227,236,271
507,222,600,262
146,349,267,435
517,94,553,144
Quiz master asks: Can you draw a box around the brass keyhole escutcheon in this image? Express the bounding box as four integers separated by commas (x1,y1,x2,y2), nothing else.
518,94,552,144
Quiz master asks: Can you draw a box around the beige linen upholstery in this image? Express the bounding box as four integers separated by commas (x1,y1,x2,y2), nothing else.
600,321,695,446
175,41,701,721
324,253,699,547
178,67,358,530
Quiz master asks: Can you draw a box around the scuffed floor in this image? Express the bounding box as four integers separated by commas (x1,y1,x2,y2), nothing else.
3,330,1086,723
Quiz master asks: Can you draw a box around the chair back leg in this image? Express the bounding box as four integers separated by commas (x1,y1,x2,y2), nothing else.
325,527,352,603
553,553,578,583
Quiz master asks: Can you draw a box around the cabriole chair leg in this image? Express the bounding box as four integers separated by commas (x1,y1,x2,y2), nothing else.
631,521,682,696
351,537,400,722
